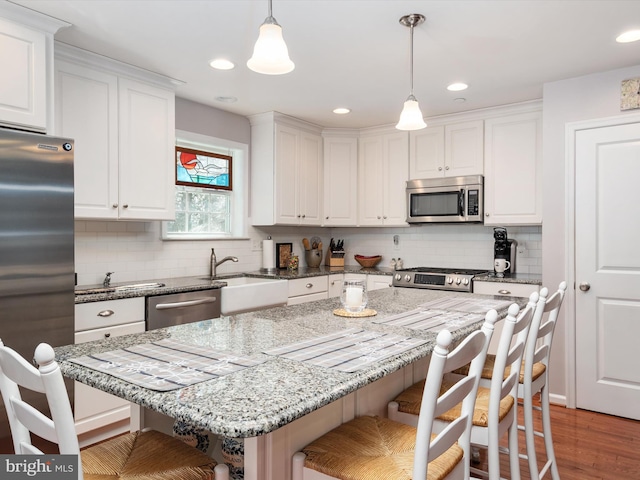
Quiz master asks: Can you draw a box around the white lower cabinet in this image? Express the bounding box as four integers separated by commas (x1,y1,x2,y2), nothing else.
328,274,344,298
74,298,145,447
287,276,329,305
474,280,540,354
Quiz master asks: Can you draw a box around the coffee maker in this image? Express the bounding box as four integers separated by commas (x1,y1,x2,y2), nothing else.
493,227,517,275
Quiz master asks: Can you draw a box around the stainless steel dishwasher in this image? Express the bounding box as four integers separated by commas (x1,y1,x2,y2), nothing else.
146,289,220,330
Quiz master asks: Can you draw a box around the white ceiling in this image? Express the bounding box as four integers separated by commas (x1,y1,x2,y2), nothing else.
10,0,640,128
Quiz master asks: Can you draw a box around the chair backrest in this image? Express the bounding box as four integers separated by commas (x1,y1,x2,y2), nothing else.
522,282,567,384
413,308,498,479
487,294,537,429
0,340,81,461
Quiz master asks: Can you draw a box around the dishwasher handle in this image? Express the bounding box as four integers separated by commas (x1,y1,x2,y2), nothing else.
154,297,217,310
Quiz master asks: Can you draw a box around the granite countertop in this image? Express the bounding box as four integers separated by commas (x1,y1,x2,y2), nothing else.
474,272,542,285
74,266,395,304
56,287,527,438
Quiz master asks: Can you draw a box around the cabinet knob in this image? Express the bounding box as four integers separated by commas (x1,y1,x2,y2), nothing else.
297,214,301,218
445,166,450,170
97,310,115,317
302,214,306,218
498,289,511,295
486,213,490,217
326,216,329,219
377,216,382,219
438,167,443,171
123,204,129,208
112,203,118,208
383,216,387,219
306,283,313,288
104,332,111,338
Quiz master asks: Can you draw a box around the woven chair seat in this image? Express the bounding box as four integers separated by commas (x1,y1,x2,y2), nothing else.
302,416,462,480
394,379,515,427
82,430,217,480
453,356,546,383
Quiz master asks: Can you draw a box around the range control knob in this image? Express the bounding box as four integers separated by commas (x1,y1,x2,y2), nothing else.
394,274,402,281
455,278,462,285
447,277,453,284
404,275,412,282
463,278,469,285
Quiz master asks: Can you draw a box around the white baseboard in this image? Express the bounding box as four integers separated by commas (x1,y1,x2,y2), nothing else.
549,393,567,407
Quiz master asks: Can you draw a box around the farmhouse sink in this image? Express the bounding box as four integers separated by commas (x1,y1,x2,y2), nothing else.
219,277,288,315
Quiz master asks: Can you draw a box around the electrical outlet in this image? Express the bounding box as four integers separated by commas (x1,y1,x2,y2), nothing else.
517,241,527,255
252,239,263,251
393,234,400,251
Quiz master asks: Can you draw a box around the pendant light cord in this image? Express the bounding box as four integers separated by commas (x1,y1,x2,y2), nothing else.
409,20,415,97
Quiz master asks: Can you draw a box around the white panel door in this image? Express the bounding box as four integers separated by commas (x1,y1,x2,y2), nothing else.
575,122,640,419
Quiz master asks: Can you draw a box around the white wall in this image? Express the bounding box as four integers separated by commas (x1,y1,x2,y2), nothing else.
542,63,640,401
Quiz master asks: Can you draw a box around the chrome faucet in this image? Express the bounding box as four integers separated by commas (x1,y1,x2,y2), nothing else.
210,248,238,279
103,272,113,287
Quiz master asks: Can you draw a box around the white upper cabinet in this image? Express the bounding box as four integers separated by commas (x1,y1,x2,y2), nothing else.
55,45,177,221
323,132,358,226
483,110,542,225
409,120,483,179
358,129,409,226
0,4,68,132
250,112,323,226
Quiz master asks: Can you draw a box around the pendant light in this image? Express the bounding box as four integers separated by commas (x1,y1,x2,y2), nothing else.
396,14,427,131
247,0,294,75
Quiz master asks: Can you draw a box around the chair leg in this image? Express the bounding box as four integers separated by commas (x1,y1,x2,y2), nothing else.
508,419,521,480
522,391,540,479
540,384,560,480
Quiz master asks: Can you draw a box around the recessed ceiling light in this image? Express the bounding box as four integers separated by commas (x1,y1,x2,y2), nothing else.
333,107,351,114
447,83,468,92
616,29,640,43
215,96,238,103
454,98,466,103
209,59,235,70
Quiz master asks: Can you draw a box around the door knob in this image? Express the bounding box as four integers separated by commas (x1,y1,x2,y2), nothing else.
579,282,591,292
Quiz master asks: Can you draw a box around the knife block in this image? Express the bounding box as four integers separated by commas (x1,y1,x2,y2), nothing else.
325,248,345,267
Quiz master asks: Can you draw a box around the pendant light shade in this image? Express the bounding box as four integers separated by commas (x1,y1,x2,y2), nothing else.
396,14,427,131
247,0,294,75
396,95,427,130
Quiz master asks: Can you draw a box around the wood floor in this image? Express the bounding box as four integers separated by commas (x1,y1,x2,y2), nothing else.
477,400,640,480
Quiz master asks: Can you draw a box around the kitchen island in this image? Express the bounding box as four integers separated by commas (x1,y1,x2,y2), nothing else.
56,287,526,480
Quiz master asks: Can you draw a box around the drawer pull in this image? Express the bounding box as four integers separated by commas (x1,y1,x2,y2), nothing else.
306,283,313,289
498,289,511,295
155,297,217,310
104,333,111,338
97,310,115,317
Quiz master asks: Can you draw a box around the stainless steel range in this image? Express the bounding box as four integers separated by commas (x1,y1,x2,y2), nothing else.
392,267,489,293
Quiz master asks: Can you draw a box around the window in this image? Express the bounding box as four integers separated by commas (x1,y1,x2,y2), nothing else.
163,130,248,240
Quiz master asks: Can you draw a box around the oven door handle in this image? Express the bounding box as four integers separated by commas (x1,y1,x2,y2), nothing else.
459,189,465,217
155,297,217,310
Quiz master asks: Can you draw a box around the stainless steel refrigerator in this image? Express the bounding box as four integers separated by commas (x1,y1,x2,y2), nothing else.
0,128,75,451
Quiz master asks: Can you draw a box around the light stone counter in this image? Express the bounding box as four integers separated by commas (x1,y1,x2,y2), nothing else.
56,287,525,439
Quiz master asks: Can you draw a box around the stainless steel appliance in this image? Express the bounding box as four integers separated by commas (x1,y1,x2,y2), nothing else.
493,227,517,275
146,290,220,330
0,128,75,447
406,175,484,224
392,267,489,292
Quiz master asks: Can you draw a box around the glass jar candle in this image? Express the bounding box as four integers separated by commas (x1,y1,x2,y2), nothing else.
340,279,367,313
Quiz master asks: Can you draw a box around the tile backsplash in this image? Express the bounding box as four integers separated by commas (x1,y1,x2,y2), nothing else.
75,221,541,286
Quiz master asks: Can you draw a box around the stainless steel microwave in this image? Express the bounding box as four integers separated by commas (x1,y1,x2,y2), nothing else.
406,175,484,224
